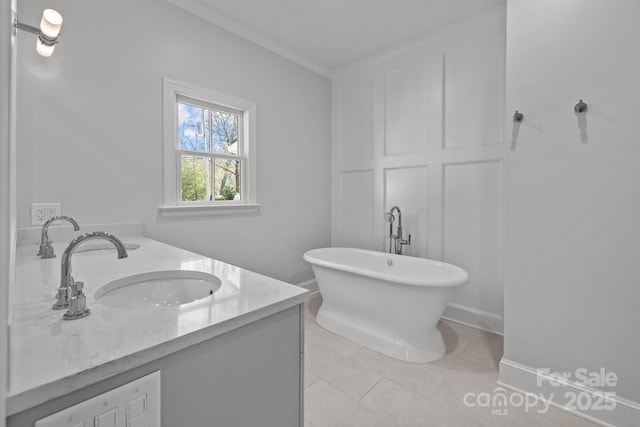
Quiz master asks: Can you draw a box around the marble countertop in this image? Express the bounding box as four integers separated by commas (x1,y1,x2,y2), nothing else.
8,232,308,415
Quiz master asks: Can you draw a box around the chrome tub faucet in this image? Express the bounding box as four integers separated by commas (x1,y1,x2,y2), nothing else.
38,215,80,259
384,206,411,255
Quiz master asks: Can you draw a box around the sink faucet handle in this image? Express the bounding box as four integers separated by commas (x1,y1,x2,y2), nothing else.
52,283,70,310
63,281,90,320
398,233,411,255
70,281,82,294
39,244,55,258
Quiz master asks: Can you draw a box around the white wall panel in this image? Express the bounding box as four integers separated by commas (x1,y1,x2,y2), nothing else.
332,6,506,332
384,61,430,155
338,171,374,249
340,78,374,160
384,166,428,257
445,36,503,149
443,161,503,316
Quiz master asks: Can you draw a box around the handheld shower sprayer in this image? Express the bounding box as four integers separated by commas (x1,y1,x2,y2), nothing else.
384,212,395,253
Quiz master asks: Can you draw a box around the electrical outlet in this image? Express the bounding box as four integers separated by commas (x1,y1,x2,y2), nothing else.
45,205,59,220
31,203,61,225
31,205,46,225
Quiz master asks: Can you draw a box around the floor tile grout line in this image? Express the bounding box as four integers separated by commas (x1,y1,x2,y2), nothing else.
305,340,385,402
307,378,402,427
357,377,405,427
359,375,482,427
357,375,385,403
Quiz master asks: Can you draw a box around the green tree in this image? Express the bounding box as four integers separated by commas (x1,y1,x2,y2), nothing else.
181,157,209,201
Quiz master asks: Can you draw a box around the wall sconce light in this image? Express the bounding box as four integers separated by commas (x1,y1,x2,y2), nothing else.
14,9,63,57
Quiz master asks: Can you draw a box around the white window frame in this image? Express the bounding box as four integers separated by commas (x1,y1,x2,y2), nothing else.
159,78,259,217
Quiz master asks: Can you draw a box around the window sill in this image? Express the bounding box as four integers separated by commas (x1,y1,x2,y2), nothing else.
158,203,261,218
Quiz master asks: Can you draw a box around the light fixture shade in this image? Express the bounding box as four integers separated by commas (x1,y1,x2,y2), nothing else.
39,8,63,39
36,38,56,57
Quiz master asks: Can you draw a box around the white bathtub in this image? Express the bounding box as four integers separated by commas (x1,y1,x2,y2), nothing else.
303,247,469,362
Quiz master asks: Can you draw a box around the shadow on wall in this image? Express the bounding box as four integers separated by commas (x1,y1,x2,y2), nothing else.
575,111,588,144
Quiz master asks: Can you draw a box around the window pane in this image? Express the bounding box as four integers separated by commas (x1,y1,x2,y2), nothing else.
181,155,212,201
214,159,241,201
178,102,210,152
211,110,239,155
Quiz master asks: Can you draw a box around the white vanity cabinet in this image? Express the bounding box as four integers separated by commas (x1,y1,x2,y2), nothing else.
9,235,308,426
8,304,305,427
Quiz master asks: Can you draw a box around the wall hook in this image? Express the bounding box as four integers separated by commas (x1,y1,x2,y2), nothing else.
513,110,524,122
574,99,588,113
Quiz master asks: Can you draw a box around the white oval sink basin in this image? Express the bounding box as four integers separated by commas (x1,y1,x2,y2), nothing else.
75,242,140,255
94,270,221,309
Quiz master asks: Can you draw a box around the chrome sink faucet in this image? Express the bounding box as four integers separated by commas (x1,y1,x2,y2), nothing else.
38,215,81,258
53,231,128,319
385,206,411,255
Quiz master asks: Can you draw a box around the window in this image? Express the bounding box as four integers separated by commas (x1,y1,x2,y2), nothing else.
160,79,258,217
178,97,243,202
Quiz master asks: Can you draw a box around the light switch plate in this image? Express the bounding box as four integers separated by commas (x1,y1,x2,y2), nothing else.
94,408,118,427
35,371,160,427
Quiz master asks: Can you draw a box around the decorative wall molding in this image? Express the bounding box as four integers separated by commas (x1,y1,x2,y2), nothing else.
336,170,374,249
332,9,506,332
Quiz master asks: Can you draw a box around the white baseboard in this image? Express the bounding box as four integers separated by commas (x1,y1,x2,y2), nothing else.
296,278,319,295
498,358,640,427
442,302,503,335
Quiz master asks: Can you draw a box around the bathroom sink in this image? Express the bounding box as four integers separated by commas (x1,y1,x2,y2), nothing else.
94,270,221,309
75,242,140,255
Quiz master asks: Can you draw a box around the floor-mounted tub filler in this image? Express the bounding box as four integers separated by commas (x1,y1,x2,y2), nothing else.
303,247,469,363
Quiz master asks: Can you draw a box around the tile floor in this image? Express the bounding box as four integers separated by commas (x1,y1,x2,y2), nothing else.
303,294,599,427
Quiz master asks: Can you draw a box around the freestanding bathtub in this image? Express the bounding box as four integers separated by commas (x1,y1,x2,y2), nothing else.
303,247,469,363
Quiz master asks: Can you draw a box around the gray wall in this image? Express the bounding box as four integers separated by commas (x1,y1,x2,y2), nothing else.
15,0,331,284
503,0,640,412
